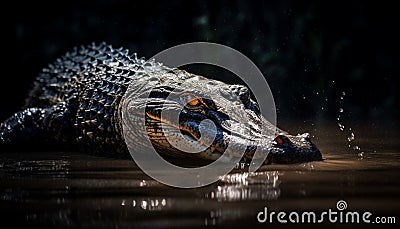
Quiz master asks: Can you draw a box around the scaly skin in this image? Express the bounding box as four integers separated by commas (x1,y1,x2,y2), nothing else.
0,43,322,164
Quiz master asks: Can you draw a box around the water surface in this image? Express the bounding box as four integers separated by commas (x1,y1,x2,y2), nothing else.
1,123,399,228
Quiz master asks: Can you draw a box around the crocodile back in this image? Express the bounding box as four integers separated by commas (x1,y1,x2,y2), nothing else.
26,43,145,155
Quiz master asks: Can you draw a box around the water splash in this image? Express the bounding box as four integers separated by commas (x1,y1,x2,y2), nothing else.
336,91,363,159
347,132,355,142
337,123,345,131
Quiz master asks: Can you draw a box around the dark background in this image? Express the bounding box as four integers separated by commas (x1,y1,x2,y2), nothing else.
9,0,399,125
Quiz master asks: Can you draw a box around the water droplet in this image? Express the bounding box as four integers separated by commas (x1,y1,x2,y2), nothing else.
141,200,148,210
353,146,360,151
340,96,344,100
342,91,346,96
339,108,344,113
338,123,345,131
336,117,340,121
347,133,355,142
357,152,364,157
321,107,324,110
161,199,167,206
140,180,147,187
316,92,319,95
302,95,306,100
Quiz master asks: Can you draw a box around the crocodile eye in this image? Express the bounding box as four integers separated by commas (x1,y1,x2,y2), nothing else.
274,135,286,145
182,94,205,109
188,98,201,106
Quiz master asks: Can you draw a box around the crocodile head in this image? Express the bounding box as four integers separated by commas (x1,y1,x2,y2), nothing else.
122,67,322,166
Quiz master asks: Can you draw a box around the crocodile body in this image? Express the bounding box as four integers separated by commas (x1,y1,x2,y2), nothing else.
1,43,322,165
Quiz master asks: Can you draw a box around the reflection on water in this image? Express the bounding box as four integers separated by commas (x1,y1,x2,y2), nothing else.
122,198,169,211
0,124,399,228
210,172,281,202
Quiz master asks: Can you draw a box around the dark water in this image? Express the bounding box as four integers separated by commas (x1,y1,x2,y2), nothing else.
1,123,399,228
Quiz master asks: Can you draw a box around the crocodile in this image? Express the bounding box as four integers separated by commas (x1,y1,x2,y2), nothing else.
0,42,322,165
